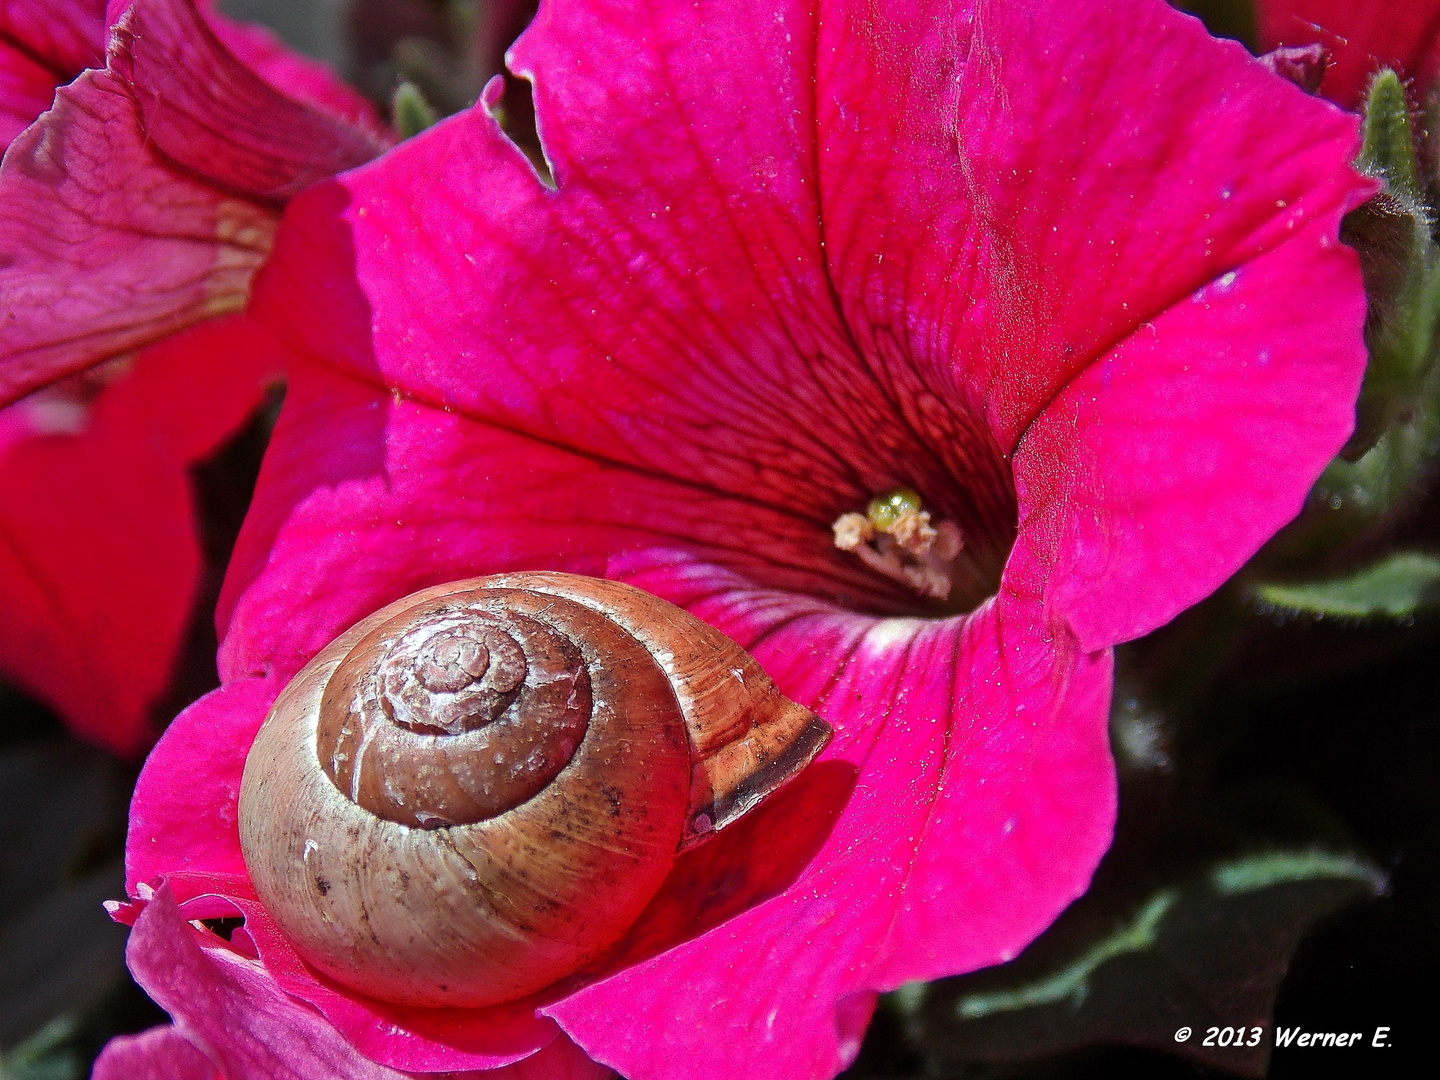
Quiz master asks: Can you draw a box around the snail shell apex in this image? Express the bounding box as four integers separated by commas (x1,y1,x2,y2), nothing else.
237,572,831,1008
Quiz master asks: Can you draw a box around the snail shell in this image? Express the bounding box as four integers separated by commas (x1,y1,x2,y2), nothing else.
237,572,831,1008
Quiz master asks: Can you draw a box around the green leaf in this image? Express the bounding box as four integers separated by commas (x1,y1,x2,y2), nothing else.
889,848,1383,1077
391,81,438,139
1209,850,1386,895
0,739,130,1061
947,891,1179,1020
0,1017,81,1080
1255,552,1440,620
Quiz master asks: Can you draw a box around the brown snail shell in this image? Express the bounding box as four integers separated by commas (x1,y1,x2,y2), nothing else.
237,572,832,1008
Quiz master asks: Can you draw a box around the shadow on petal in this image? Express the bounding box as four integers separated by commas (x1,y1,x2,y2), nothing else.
585,758,857,978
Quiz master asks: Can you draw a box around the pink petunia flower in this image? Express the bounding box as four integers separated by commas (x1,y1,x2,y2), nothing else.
0,0,386,753
1258,0,1440,107
114,0,1374,1076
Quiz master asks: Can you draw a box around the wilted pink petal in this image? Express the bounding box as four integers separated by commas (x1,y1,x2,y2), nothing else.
1260,43,1330,94
0,65,274,402
105,0,388,199
0,1,102,141
206,16,382,132
1258,0,1440,106
0,316,277,755
127,0,1373,1077
0,0,388,405
0,1,103,66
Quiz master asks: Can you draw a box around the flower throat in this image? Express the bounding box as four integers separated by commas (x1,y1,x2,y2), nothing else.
833,487,965,602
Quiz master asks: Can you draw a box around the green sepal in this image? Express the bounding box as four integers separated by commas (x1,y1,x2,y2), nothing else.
1359,70,1425,209
1271,72,1440,557
1255,552,1440,620
391,81,439,140
1340,70,1440,464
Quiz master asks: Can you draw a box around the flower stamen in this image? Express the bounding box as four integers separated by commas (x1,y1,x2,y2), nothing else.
833,488,964,601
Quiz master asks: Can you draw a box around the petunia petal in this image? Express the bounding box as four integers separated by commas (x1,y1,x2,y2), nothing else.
217,364,897,686
814,0,1370,450
93,1013,614,1080
0,413,190,755
122,885,415,1080
242,0,1369,636
127,677,277,892
203,364,1117,1077
247,18,1021,590
1012,222,1369,649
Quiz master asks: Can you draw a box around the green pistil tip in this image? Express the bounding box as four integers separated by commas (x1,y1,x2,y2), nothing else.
866,487,923,532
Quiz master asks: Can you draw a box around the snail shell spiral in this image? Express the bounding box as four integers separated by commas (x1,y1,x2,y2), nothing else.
237,572,831,1008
